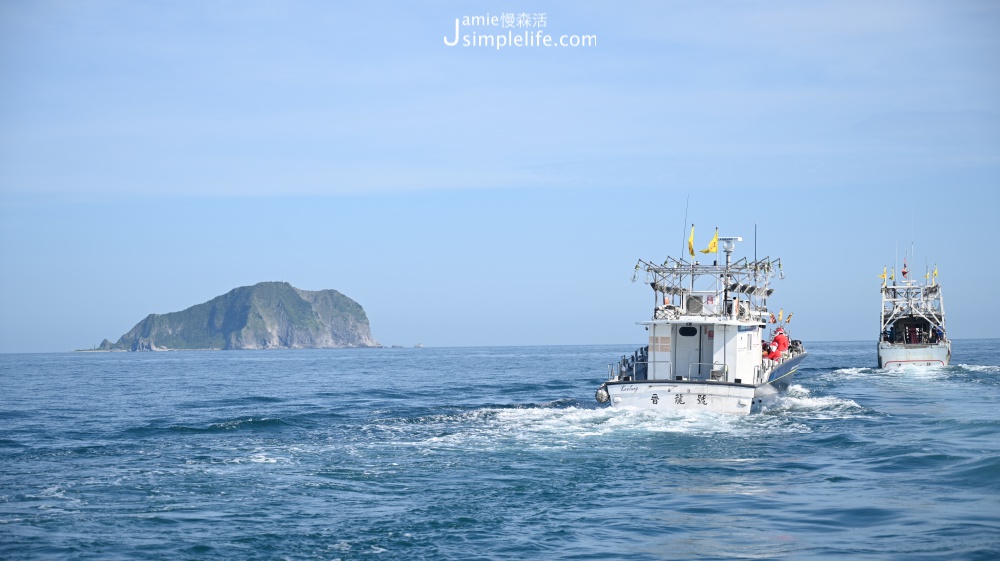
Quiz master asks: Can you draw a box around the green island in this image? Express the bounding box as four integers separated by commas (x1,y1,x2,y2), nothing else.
92,282,379,351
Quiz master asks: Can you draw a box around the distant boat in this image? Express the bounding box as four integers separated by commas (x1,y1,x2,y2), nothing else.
877,262,950,368
595,231,807,415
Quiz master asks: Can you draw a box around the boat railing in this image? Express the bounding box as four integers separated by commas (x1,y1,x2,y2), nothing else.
761,348,805,376
607,360,672,381
685,362,728,382
608,361,735,382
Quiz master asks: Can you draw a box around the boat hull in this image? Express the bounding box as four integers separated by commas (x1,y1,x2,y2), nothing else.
604,353,807,415
877,341,951,368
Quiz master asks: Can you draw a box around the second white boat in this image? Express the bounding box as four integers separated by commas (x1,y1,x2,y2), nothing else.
877,261,950,368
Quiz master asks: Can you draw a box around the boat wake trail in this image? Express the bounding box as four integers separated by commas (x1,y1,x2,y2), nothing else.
369,401,827,453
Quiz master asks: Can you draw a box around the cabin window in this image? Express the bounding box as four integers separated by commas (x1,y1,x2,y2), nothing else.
649,336,671,352
679,327,698,337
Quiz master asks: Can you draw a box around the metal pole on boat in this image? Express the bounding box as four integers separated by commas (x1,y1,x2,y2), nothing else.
690,226,696,312
720,237,742,319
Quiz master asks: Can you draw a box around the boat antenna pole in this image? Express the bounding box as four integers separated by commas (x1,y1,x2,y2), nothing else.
719,237,742,318
681,195,689,262
725,238,731,317
682,196,692,307
894,241,898,285
753,223,759,310
690,223,696,296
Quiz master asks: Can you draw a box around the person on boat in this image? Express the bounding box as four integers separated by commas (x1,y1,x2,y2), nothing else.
771,328,790,356
764,342,782,364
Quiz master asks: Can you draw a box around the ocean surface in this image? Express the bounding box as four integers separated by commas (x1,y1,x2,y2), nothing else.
2,341,998,560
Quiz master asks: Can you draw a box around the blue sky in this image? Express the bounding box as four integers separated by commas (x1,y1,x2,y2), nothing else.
1,1,997,353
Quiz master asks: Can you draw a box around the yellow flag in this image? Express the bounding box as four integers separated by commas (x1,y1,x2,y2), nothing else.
889,268,895,281
777,308,783,322
932,265,938,285
878,266,886,282
700,228,718,254
688,224,695,257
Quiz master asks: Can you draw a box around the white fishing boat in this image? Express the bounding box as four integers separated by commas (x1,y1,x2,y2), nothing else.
877,261,950,368
595,231,807,415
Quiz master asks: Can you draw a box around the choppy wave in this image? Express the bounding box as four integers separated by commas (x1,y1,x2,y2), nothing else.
958,364,1000,373
125,416,292,437
205,416,288,432
774,384,869,419
829,366,879,377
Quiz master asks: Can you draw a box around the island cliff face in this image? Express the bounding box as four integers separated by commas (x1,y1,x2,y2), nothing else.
99,282,378,351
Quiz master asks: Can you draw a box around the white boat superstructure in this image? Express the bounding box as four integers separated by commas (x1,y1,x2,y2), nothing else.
877,264,950,368
596,234,807,415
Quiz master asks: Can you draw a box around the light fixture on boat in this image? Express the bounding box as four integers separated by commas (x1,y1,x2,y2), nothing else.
720,236,743,254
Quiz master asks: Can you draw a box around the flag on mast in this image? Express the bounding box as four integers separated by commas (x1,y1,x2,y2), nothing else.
879,266,887,286
778,309,784,322
700,228,718,254
902,259,909,279
688,224,695,257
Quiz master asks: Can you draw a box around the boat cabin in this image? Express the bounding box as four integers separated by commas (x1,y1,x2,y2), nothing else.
638,319,768,386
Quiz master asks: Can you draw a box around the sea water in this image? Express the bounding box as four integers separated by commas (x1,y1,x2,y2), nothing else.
1,341,998,560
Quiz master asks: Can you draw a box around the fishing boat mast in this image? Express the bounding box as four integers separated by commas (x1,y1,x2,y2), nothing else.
720,236,741,318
